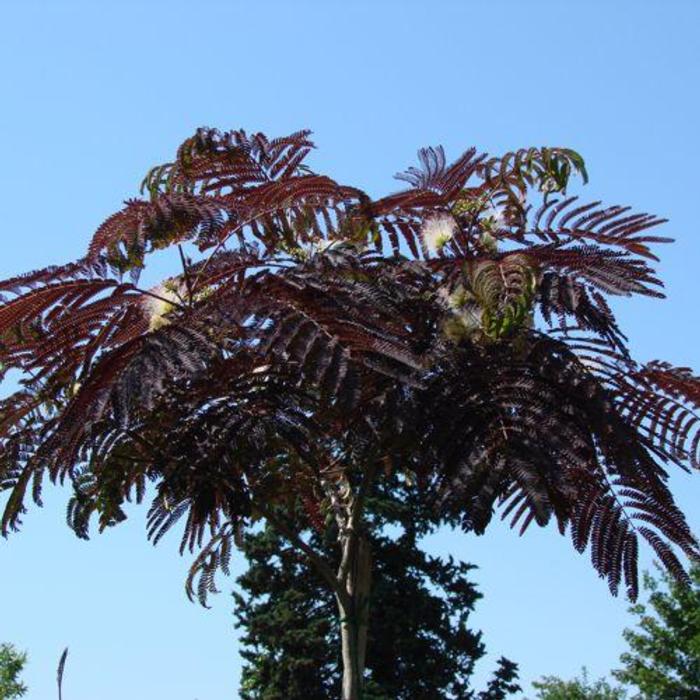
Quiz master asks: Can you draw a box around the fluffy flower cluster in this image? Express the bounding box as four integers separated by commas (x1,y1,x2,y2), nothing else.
421,213,457,252
143,280,184,332
437,284,482,342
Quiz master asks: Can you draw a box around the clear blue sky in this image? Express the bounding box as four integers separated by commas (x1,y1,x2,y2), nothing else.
1,1,699,698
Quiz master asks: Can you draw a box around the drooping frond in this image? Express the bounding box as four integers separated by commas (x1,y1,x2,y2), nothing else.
184,523,235,606
404,333,699,597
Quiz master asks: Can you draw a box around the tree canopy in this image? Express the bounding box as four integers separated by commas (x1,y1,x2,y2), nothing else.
1,129,697,594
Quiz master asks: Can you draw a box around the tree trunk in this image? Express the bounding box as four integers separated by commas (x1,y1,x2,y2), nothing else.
337,535,372,700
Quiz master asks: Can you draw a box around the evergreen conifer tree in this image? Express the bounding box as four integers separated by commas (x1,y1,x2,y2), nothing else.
234,483,520,699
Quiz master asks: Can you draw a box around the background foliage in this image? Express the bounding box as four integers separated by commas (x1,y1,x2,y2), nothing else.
612,566,700,698
532,566,700,698
0,644,26,700
532,669,625,700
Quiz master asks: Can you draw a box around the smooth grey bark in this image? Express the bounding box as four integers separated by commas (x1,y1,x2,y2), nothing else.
337,535,372,700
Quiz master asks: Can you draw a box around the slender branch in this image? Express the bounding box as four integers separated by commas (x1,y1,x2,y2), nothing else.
178,244,194,304
337,458,377,587
252,497,351,608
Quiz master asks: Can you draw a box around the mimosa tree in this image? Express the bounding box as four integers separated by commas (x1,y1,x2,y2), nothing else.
1,128,699,698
